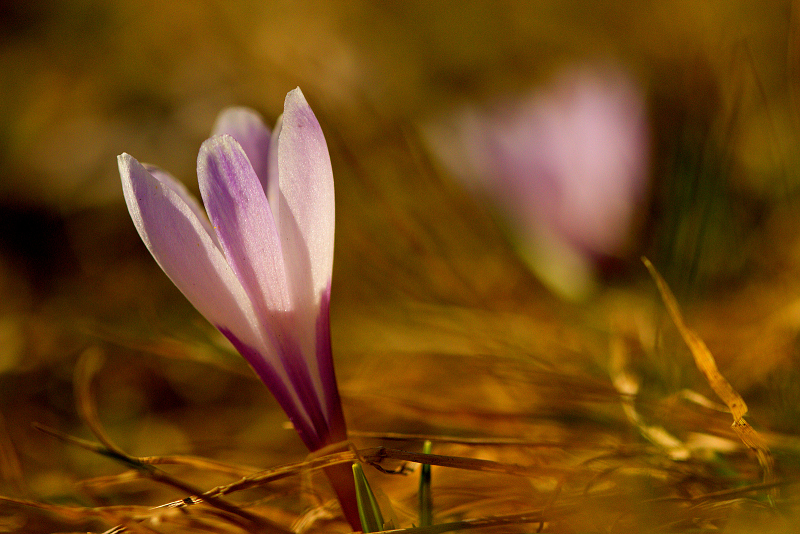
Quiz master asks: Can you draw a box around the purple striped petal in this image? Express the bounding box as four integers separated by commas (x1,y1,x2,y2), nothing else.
197,135,291,322
118,154,263,354
315,282,346,441
220,327,322,450
268,323,333,448
212,108,272,199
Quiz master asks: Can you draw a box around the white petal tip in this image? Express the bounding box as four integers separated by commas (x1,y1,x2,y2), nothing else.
285,87,309,109
200,134,241,157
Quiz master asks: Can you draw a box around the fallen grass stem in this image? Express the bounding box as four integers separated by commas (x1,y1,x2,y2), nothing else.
31,423,288,534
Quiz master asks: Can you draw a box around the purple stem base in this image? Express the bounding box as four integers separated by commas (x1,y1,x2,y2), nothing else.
324,461,362,532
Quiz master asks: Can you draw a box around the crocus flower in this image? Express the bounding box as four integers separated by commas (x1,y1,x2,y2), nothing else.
118,88,360,529
426,66,650,300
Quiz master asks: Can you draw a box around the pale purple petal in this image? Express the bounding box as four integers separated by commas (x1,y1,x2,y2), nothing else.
194,132,332,436
207,123,330,436
277,88,335,307
197,135,291,320
118,154,263,353
142,164,220,250
212,107,272,197
275,89,337,422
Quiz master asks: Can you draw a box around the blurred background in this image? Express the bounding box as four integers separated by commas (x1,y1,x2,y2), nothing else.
2,0,800,532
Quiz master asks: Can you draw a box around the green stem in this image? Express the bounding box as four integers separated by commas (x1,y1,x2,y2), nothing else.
419,440,433,527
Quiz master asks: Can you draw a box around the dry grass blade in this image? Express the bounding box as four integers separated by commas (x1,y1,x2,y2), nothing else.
0,495,159,534
199,450,357,500
360,447,560,477
199,445,547,505
31,424,290,533
377,509,547,534
76,470,147,494
642,259,747,420
139,456,261,478
642,257,775,489
349,431,589,449
649,479,792,504
78,453,261,495
32,423,149,472
0,495,142,523
74,347,125,455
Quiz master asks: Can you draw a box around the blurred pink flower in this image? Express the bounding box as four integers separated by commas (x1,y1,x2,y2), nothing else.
118,88,359,528
428,66,650,299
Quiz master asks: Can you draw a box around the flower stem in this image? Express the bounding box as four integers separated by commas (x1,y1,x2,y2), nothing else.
324,462,362,531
